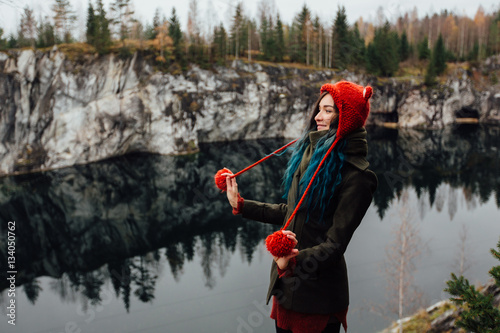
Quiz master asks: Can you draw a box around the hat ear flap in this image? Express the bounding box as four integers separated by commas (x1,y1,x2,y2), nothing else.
363,86,373,100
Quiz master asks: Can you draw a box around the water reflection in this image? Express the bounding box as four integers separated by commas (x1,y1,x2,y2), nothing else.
368,125,500,219
0,125,498,315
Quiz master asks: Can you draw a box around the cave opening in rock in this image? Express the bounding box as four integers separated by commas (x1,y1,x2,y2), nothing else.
455,106,479,124
455,106,479,119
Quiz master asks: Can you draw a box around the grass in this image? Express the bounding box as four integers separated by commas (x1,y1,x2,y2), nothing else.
385,302,463,333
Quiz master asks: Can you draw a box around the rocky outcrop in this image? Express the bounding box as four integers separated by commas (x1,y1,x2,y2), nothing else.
0,48,499,176
0,48,332,176
368,56,500,128
382,280,500,333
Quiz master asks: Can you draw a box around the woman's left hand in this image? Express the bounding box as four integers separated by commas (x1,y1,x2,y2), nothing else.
273,230,299,270
221,172,239,209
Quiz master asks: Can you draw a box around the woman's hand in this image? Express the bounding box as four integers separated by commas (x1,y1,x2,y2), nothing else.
273,230,299,270
222,172,238,209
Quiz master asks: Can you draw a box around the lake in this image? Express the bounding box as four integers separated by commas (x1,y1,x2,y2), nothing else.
0,124,499,333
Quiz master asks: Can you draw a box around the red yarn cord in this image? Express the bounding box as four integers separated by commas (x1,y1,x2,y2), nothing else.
230,139,298,178
281,137,341,231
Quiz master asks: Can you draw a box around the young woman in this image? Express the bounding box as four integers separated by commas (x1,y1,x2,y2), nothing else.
223,81,378,333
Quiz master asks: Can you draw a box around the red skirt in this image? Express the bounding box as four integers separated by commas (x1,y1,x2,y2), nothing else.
270,296,348,333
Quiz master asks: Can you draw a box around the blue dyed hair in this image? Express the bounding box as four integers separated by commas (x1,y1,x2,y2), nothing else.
282,130,346,223
282,90,346,223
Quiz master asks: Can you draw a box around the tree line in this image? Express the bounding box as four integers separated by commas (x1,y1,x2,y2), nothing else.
0,0,499,81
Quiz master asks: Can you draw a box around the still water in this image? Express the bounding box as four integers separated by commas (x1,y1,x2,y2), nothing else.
0,125,499,333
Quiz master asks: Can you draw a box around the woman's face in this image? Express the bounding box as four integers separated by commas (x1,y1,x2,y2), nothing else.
315,94,338,131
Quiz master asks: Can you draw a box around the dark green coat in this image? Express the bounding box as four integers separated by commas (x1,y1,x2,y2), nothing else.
241,128,378,314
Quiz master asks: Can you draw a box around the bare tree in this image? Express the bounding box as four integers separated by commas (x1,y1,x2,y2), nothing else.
205,0,217,43
448,186,458,221
110,0,136,46
51,0,76,43
187,0,200,42
19,6,37,48
130,20,145,47
435,185,445,212
383,190,425,333
474,6,489,60
452,224,474,276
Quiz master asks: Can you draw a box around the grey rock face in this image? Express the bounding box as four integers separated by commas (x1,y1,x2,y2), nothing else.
0,49,498,176
0,50,328,175
368,56,500,128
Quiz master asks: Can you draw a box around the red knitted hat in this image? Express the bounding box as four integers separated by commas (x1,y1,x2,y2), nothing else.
320,81,373,139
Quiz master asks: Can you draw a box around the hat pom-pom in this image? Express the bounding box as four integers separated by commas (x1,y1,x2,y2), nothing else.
265,230,296,257
363,86,373,100
214,168,232,192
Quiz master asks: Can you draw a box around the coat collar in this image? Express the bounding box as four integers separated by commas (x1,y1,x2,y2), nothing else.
343,127,370,171
308,129,330,148
306,127,369,171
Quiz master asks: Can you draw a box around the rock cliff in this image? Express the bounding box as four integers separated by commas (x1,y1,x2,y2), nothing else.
0,47,498,176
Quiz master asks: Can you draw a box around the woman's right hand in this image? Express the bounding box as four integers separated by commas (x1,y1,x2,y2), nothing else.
222,172,238,209
273,230,299,270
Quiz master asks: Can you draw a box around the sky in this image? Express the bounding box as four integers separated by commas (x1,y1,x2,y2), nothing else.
0,0,499,37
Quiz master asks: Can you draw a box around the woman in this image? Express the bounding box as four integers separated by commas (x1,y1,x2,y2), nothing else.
223,81,378,333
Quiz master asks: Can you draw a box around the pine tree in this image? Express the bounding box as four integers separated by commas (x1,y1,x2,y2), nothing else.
230,3,246,59
366,22,399,76
417,37,430,60
259,14,270,60
86,1,97,45
143,8,160,41
350,23,365,68
151,8,161,40
7,34,17,49
259,14,275,61
425,33,447,86
312,16,321,67
399,30,410,61
275,14,285,62
213,23,227,65
424,54,437,86
168,8,185,68
333,6,350,69
0,28,7,50
36,17,56,48
433,34,446,75
445,238,500,332
289,5,310,63
143,23,155,41
93,0,112,54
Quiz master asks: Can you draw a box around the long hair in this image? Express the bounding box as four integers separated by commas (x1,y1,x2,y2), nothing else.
282,92,346,223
